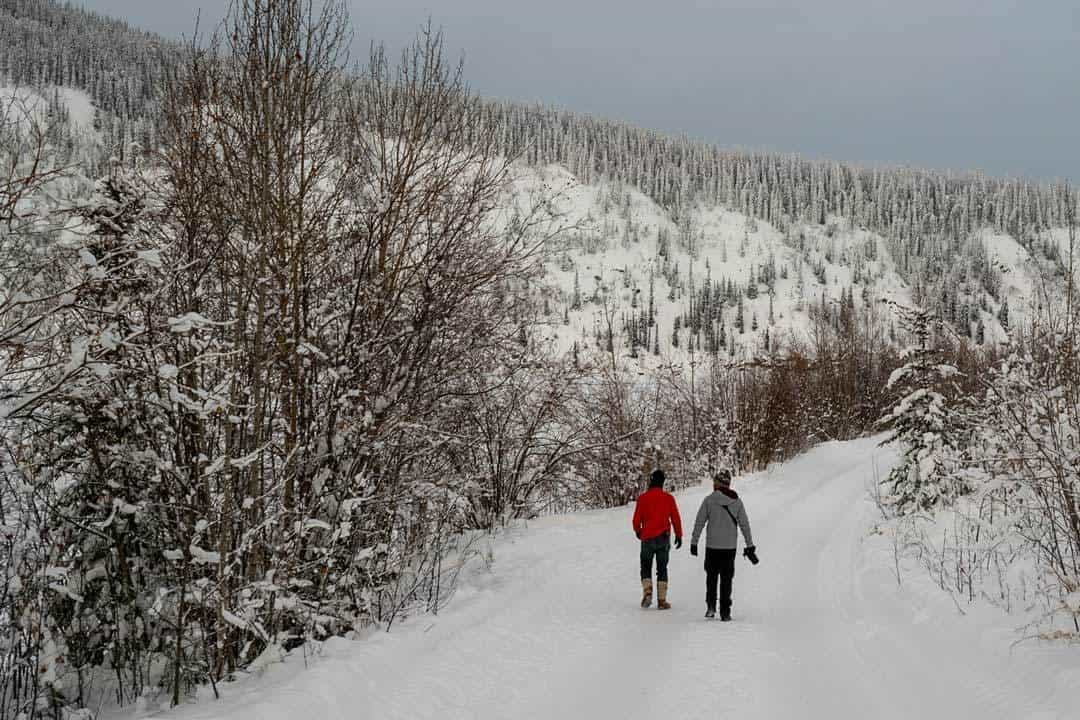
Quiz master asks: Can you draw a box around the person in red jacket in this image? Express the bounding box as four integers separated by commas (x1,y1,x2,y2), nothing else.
632,469,683,609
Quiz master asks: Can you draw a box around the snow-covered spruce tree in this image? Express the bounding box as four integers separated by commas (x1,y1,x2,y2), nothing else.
0,158,185,718
878,304,969,513
15,171,179,714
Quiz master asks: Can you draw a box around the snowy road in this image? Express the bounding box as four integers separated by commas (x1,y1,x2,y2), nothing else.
162,438,1079,720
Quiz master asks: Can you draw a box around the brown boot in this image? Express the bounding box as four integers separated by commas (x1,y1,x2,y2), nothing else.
657,581,671,610
640,578,653,608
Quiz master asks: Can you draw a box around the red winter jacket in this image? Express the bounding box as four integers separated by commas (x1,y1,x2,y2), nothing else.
632,488,683,541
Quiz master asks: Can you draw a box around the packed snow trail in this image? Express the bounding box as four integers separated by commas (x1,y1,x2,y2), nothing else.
159,438,1079,720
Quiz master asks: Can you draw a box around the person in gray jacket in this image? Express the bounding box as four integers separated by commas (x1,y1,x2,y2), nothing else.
690,469,758,620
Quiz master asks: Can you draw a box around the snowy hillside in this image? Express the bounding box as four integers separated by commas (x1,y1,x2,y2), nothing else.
0,85,96,132
0,84,103,176
2,77,1059,362
6,73,1057,366
123,437,1080,720
513,163,1060,368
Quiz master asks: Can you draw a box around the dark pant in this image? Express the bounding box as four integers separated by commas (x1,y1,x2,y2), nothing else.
640,533,671,582
704,548,737,614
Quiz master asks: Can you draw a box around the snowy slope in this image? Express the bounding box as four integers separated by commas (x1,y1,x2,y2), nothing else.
0,85,97,134
1,84,103,177
515,163,943,368
0,84,1059,362
131,437,1077,720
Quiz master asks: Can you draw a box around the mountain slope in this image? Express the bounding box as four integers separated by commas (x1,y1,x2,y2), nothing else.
3,0,1075,354
514,163,1045,366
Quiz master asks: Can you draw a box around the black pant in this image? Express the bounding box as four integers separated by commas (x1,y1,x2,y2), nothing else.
704,548,737,614
640,533,670,582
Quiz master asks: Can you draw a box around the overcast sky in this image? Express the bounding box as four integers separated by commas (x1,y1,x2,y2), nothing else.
80,0,1079,181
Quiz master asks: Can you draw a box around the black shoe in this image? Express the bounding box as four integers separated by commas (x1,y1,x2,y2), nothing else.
705,608,716,619
720,614,732,622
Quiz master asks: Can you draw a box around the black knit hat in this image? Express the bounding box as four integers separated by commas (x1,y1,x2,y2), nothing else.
649,469,666,488
714,469,732,485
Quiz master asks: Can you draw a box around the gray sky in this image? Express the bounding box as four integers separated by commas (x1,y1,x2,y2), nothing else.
81,0,1080,181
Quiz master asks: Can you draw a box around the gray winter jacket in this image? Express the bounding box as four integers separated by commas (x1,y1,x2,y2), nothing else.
691,490,753,550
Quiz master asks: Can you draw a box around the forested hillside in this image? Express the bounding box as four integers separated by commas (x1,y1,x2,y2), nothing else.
0,0,181,170
3,0,1076,342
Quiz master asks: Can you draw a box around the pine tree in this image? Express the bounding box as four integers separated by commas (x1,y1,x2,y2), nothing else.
997,297,1010,331
746,266,758,299
879,306,968,513
648,272,655,325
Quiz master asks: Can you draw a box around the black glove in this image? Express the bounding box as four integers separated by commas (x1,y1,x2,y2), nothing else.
743,546,759,565
690,544,698,557
674,537,682,550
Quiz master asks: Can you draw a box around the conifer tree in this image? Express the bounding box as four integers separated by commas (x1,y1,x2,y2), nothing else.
997,297,1010,331
648,272,655,325
879,306,967,513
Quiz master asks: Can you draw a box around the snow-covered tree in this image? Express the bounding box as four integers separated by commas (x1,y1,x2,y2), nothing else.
878,305,968,513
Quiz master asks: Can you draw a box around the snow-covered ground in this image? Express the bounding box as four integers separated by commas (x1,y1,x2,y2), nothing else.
0,85,97,134
142,437,1079,720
